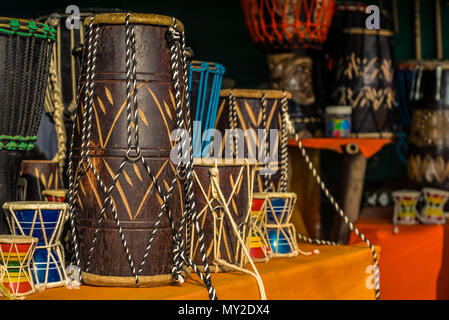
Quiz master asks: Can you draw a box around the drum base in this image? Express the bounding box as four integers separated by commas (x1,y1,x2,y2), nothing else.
81,267,190,287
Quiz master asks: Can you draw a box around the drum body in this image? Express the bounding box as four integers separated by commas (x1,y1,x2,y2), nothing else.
257,192,298,257
0,18,55,233
191,159,255,272
0,235,37,297
216,89,290,193
421,188,449,225
42,189,67,202
333,28,396,137
4,202,68,288
18,160,64,201
71,13,189,287
392,190,420,225
241,0,336,52
267,54,323,137
395,61,421,128
408,62,449,191
250,196,270,262
189,61,225,157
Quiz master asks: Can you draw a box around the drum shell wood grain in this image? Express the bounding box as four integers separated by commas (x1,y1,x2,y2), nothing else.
191,163,251,272
333,29,395,135
72,19,187,284
215,95,283,193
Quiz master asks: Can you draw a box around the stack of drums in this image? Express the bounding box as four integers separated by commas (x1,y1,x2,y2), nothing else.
69,13,194,287
408,61,449,193
333,28,396,137
0,17,55,233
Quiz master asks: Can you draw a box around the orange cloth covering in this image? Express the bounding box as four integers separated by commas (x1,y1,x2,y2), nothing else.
24,244,377,300
349,218,449,300
288,138,392,158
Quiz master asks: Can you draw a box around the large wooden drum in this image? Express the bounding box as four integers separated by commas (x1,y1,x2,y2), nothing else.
215,89,291,193
408,61,449,190
69,13,190,287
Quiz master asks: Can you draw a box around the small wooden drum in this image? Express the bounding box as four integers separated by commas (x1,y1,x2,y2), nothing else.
333,28,396,137
408,61,449,190
191,159,255,272
216,89,291,193
420,188,449,225
258,192,298,257
190,61,226,158
42,189,67,202
18,160,64,201
0,18,55,233
392,190,421,226
3,202,68,288
241,0,336,52
0,235,38,297
250,196,271,263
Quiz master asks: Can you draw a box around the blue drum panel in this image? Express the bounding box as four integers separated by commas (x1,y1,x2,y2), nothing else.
32,248,64,285
267,229,293,254
13,209,61,244
266,198,288,223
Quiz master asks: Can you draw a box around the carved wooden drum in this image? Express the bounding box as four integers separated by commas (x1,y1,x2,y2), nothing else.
250,196,271,262
0,18,55,234
216,89,291,193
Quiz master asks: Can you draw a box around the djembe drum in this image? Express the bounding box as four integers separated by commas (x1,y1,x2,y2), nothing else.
189,61,225,158
68,13,214,294
191,159,255,272
0,18,55,233
18,160,64,201
250,196,270,262
0,235,38,298
3,202,68,289
333,28,396,137
216,89,291,193
420,188,449,225
408,61,449,191
255,192,298,257
392,190,421,233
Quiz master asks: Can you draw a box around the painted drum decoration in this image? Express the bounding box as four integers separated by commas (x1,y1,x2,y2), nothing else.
392,190,421,226
42,189,67,202
257,192,298,257
408,61,449,191
333,28,396,137
3,202,68,289
0,235,38,297
420,188,449,225
250,195,271,262
18,160,64,201
69,13,195,287
191,159,255,272
241,0,336,52
189,61,225,158
0,18,55,234
216,89,291,193
325,106,352,137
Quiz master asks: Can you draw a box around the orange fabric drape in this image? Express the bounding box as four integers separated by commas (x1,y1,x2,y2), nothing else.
24,244,377,300
349,218,449,300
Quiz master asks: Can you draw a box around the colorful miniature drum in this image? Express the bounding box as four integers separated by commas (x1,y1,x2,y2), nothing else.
420,188,449,225
257,192,298,257
0,235,38,297
0,18,55,233
325,106,352,137
3,202,68,288
241,0,336,52
190,61,225,158
70,13,192,287
250,196,271,262
392,190,421,226
191,159,255,272
408,61,449,191
18,160,64,201
333,28,396,137
216,89,291,193
42,189,67,203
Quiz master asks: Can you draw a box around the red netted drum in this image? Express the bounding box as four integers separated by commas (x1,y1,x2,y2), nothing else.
241,0,336,52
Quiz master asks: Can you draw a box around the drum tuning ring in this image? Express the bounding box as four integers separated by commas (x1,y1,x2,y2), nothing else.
126,149,142,162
